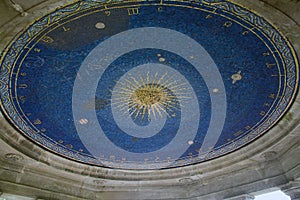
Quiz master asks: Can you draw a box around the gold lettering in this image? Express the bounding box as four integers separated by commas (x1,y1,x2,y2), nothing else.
242,28,254,36
244,126,251,130
271,74,285,77
62,26,70,32
205,8,218,19
33,119,42,125
269,94,276,99
18,84,28,89
103,5,111,16
263,52,270,56
128,7,139,15
65,144,73,149
19,96,25,103
264,102,270,107
105,10,111,16
34,48,41,52
242,30,249,35
20,72,27,76
234,130,243,137
266,63,276,69
206,14,213,19
40,128,47,133
260,111,266,116
41,36,54,43
224,21,233,28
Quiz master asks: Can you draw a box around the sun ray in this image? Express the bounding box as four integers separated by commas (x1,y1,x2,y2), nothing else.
142,105,147,120
128,106,138,117
156,72,168,85
146,71,150,83
138,72,145,86
163,79,182,89
112,90,134,95
167,82,188,90
147,105,151,121
116,79,135,89
129,75,143,88
160,74,174,87
116,103,130,111
151,72,158,87
156,103,170,118
112,71,191,121
124,78,139,90
153,104,163,118
160,101,181,111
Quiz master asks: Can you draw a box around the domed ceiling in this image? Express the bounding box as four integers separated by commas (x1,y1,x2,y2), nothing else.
0,0,298,170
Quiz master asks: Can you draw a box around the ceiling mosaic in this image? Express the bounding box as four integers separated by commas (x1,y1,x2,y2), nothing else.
0,0,298,170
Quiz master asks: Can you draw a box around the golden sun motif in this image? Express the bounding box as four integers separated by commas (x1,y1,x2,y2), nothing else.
112,72,190,121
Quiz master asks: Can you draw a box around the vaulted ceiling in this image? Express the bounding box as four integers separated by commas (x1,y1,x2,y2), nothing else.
0,0,299,199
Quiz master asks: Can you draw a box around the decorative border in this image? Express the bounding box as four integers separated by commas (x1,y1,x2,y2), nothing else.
0,0,298,169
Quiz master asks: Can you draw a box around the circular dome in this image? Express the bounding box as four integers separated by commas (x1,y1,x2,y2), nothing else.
0,0,298,170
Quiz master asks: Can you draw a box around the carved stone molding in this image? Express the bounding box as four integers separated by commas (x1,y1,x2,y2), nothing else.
4,0,28,17
261,151,278,161
4,153,24,162
224,194,255,200
281,180,300,200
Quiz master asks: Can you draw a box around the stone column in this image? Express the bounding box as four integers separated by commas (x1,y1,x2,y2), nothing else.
281,180,300,200
224,194,255,200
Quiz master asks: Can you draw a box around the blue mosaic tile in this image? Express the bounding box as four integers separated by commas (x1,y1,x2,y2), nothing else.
0,0,298,169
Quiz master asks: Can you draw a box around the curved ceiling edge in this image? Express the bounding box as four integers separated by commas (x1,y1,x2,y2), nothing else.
0,0,299,180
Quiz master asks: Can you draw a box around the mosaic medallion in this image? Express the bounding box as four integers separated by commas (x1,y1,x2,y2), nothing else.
0,0,298,169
